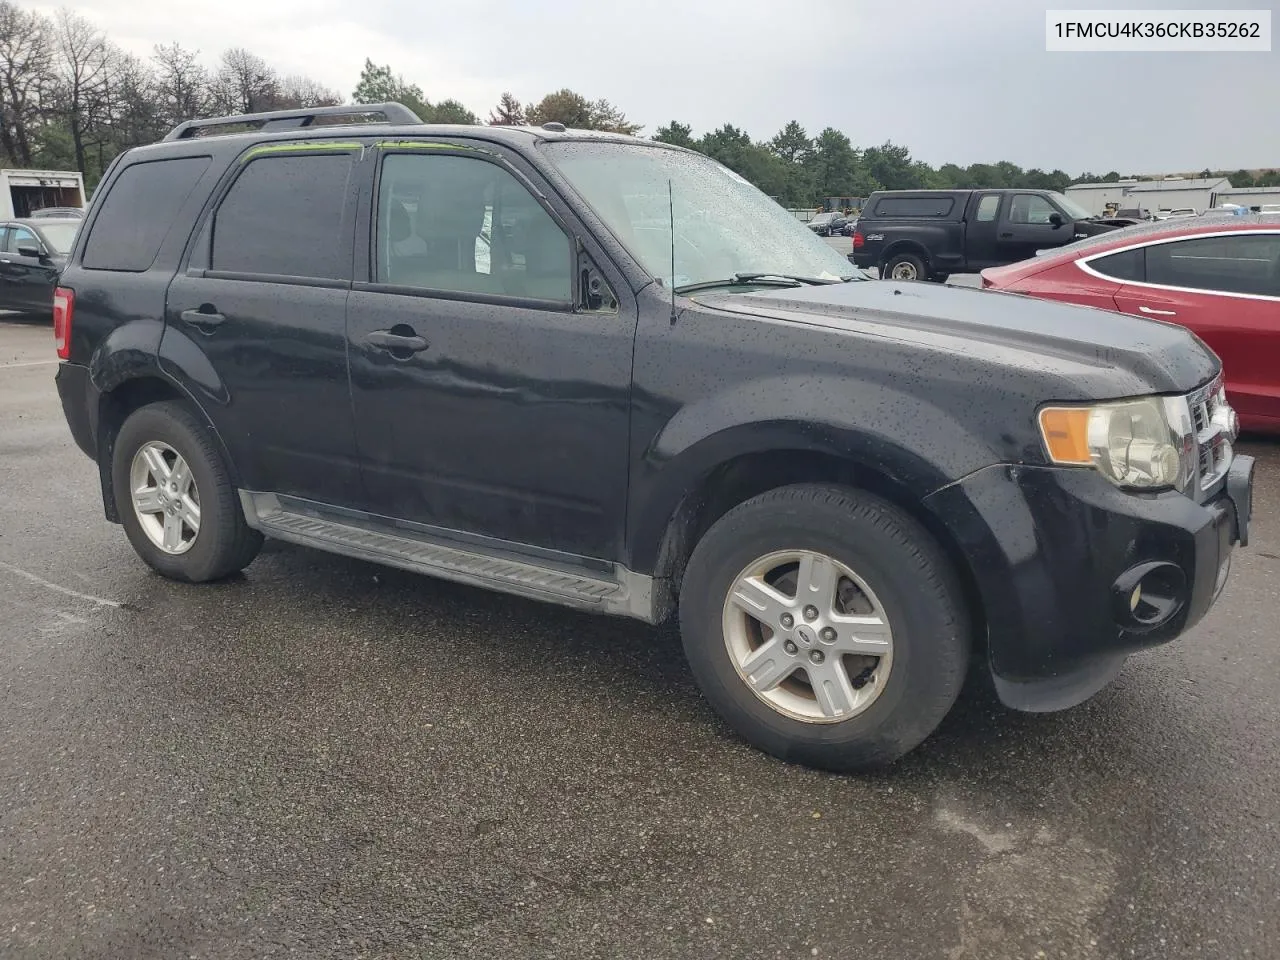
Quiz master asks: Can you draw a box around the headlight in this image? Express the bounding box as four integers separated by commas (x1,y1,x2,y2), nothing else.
1038,397,1186,490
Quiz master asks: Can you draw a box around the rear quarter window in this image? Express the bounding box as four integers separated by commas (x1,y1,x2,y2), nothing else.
1088,247,1145,282
82,156,212,271
873,197,955,218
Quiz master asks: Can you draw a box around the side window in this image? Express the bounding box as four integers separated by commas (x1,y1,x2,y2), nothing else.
975,195,1000,222
10,226,38,253
1146,233,1280,297
1089,247,1145,282
211,152,353,281
376,152,572,302
1008,194,1058,225
83,156,211,271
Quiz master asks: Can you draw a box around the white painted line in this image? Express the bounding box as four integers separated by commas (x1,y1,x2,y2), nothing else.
0,561,122,608
0,360,58,369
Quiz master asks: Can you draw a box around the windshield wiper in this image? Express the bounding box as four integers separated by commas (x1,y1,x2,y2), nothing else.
674,273,848,294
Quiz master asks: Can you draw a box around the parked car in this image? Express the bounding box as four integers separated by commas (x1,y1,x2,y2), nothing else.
851,188,1124,282
54,103,1254,771
0,217,79,316
29,206,85,219
1157,208,1199,220
806,211,840,236
981,215,1280,432
839,216,859,236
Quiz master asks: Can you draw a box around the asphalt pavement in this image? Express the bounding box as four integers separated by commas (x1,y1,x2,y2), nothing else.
2,314,1279,960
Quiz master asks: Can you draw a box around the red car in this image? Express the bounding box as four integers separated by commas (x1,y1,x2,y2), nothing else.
981,217,1280,433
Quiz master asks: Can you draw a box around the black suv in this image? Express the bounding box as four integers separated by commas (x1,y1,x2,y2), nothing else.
54,104,1255,770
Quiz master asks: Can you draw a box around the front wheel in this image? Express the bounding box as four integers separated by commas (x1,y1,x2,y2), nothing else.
678,484,970,771
112,400,263,582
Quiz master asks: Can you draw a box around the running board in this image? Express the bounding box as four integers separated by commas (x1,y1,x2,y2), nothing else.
239,492,657,622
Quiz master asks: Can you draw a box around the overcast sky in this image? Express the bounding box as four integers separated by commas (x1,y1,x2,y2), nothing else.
24,0,1280,175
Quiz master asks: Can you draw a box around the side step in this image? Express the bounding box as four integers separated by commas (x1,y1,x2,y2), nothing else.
239,492,656,621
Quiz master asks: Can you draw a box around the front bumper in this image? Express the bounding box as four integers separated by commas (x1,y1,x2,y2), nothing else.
924,457,1255,712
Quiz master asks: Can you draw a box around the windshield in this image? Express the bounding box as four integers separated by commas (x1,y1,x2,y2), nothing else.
36,222,79,255
541,141,857,288
1051,192,1093,221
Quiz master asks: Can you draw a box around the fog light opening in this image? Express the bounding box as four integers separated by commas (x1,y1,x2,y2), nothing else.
1112,561,1187,630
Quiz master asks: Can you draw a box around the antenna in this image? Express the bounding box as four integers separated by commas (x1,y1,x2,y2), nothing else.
668,178,677,323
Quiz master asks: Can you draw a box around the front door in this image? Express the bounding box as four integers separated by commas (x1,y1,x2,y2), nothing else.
998,193,1073,263
1,224,57,311
345,143,636,560
162,144,366,507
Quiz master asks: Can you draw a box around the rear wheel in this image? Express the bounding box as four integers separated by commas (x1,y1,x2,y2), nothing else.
678,484,970,770
883,252,928,282
112,401,262,582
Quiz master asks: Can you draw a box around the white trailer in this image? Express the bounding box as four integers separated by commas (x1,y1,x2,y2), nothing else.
0,168,86,219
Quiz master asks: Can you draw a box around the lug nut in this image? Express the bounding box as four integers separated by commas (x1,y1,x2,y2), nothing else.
809,650,825,665
820,627,836,643
783,640,798,655
803,605,819,621
780,613,794,628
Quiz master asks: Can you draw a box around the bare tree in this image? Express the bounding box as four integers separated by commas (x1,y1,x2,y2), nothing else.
50,9,112,173
98,49,163,163
277,74,342,110
152,42,209,128
210,47,279,115
0,1,53,165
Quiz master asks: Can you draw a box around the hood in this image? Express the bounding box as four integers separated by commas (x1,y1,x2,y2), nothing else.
692,279,1219,396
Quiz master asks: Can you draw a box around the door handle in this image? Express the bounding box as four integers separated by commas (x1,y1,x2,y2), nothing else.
180,307,227,331
366,330,429,353
1138,305,1177,317
999,232,1013,238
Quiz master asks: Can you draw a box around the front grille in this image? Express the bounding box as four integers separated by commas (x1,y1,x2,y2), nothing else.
1186,376,1232,496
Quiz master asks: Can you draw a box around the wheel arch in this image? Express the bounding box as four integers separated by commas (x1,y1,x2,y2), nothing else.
95,374,240,523
637,437,986,644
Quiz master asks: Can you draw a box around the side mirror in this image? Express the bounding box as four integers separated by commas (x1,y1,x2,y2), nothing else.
17,244,44,259
1048,212,1066,227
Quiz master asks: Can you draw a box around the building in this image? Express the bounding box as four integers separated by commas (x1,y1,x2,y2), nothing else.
1213,186,1280,210
1063,180,1138,215
1065,176,1233,216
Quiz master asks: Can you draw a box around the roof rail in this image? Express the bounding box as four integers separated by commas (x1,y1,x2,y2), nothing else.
162,102,422,142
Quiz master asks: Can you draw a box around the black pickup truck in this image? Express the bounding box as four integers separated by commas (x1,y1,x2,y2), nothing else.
53,104,1254,771
851,188,1122,282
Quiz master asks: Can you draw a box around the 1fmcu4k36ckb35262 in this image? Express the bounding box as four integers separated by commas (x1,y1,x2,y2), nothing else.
54,103,1254,770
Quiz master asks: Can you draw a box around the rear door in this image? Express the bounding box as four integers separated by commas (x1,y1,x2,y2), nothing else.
1108,231,1280,425
163,143,366,507
964,193,1003,270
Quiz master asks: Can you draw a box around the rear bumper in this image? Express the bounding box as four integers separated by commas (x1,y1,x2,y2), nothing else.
924,459,1253,712
55,361,97,460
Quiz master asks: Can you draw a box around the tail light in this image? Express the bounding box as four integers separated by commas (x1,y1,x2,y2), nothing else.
981,274,994,288
53,287,74,359
853,232,865,250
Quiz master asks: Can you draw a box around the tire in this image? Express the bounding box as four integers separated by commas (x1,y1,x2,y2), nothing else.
883,252,928,282
112,400,263,583
679,483,970,771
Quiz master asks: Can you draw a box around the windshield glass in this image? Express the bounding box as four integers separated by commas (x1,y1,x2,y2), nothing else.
36,222,79,255
541,141,857,288
1052,192,1093,221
